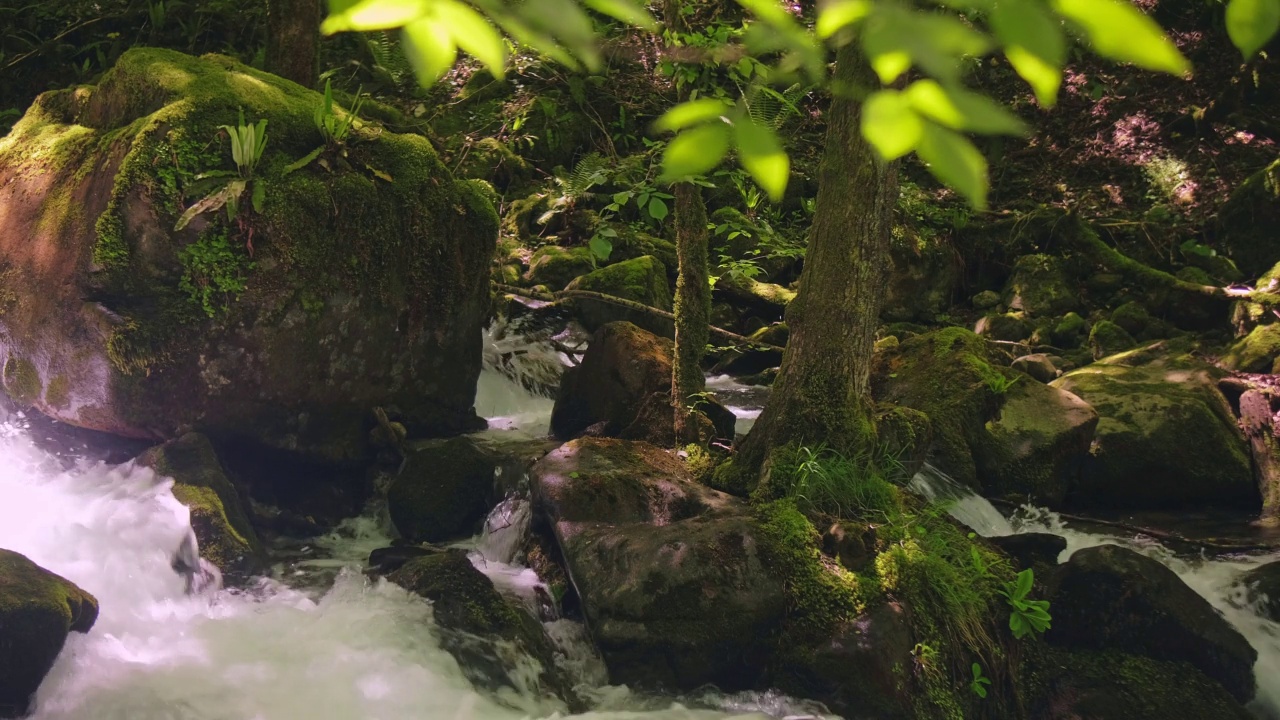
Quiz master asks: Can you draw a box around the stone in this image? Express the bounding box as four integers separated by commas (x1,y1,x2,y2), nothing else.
1011,353,1061,383
550,322,734,446
974,312,1031,342
987,533,1066,570
0,48,494,463
1088,320,1137,359
1051,312,1089,348
135,433,265,580
1005,254,1078,317
564,255,673,336
977,378,1099,505
523,245,596,290
971,290,1001,310
1051,345,1256,510
387,436,498,543
0,550,98,718
882,234,962,323
1222,323,1280,373
1237,560,1280,623
1049,545,1257,703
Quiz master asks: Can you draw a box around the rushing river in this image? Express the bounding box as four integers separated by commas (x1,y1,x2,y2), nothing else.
2,321,1279,719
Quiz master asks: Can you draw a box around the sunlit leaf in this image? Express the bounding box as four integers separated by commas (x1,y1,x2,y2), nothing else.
734,118,789,201
863,7,993,82
737,0,798,29
321,0,426,32
817,0,872,38
648,197,669,221
653,98,734,133
436,0,507,76
589,233,613,260
402,16,457,83
1005,46,1062,107
660,122,732,181
916,122,988,209
1225,0,1280,58
904,80,1028,135
861,90,923,161
582,0,658,30
1051,0,1189,74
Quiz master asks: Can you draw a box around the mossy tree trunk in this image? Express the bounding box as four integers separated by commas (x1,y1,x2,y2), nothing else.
732,43,898,480
266,0,320,88
673,182,711,444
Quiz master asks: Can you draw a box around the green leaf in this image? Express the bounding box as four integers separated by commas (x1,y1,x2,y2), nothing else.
654,98,734,133
321,0,426,32
284,147,324,174
436,0,507,77
736,0,798,29
582,0,658,30
612,191,631,204
817,0,872,38
904,80,1028,135
861,90,923,161
1226,0,1280,58
250,179,266,213
1051,0,1189,74
733,118,789,202
863,8,993,83
916,122,989,209
991,0,1065,105
1005,46,1062,107
648,197,669,221
402,16,457,84
588,233,613,261
659,122,732,181
1015,568,1034,598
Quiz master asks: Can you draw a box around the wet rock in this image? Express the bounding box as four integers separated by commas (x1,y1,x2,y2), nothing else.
709,323,787,377
1027,647,1255,720
0,48,494,462
0,550,99,718
387,436,498,543
367,544,434,575
550,322,734,446
988,533,1066,570
1012,353,1061,383
1006,254,1078,317
564,255,673,336
1051,345,1256,510
978,378,1098,505
387,549,571,705
1237,560,1280,622
1049,545,1257,702
136,433,266,580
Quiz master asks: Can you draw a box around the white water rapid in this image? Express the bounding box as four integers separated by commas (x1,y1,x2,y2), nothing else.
911,463,1280,720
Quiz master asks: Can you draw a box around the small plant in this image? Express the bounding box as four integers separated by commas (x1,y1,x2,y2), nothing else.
967,356,1019,395
999,568,1052,639
179,229,252,317
315,78,366,146
175,108,268,232
969,662,992,698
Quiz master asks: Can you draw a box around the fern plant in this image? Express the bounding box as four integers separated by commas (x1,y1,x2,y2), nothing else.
175,108,267,231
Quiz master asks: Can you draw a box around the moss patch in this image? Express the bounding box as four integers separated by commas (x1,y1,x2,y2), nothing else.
2,356,41,406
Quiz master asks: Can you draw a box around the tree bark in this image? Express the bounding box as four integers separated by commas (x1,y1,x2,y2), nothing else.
266,0,320,88
672,183,711,444
730,42,898,482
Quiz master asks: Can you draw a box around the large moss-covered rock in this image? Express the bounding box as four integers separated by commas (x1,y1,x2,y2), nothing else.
564,255,672,336
0,48,494,462
883,235,961,323
530,438,914,716
135,432,265,579
1050,344,1256,510
1048,545,1256,703
0,550,99,718
1217,157,1280,278
1222,323,1280,373
387,436,498,543
978,379,1098,505
550,322,734,446
1005,254,1078,317
523,245,595,289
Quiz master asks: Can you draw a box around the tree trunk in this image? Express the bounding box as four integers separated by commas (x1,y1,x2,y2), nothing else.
729,42,898,483
672,182,711,444
266,0,320,88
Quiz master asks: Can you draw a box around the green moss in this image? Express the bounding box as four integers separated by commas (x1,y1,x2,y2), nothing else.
524,245,596,289
1052,311,1088,347
44,375,71,410
1089,319,1137,359
1222,323,1280,373
179,226,253,317
2,356,42,405
170,483,254,569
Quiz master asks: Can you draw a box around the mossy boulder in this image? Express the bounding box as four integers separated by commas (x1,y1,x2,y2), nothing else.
974,312,1032,342
1088,319,1137,359
1048,545,1256,703
1005,254,1078,317
978,378,1099,505
386,436,498,543
1222,323,1280,373
1026,647,1255,720
550,322,734,446
1051,311,1089,348
0,48,495,462
0,550,99,718
883,235,961,323
1217,157,1280,278
135,432,265,580
564,255,673,336
529,438,913,715
1050,345,1256,510
454,137,532,191
609,225,678,281
386,549,570,704
523,245,595,290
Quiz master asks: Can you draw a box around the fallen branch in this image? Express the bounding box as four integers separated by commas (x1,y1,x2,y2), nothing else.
988,498,1275,554
494,282,785,351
